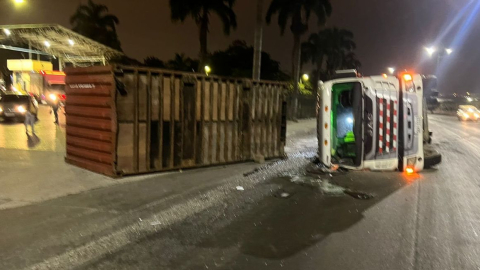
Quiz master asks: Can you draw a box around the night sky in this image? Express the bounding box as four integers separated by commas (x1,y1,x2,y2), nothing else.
0,0,478,93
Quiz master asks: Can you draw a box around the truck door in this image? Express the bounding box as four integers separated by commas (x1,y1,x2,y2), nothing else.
318,80,363,169
398,74,424,172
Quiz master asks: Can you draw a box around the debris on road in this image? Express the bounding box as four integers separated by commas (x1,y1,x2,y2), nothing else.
151,221,162,226
236,186,245,191
343,190,375,200
273,189,293,198
306,161,347,175
320,180,345,195
243,161,278,177
253,154,265,164
284,174,374,200
243,168,260,177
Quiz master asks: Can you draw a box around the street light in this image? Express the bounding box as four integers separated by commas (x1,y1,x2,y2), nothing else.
302,73,309,81
204,65,211,76
425,47,436,57
14,0,24,3
387,67,395,74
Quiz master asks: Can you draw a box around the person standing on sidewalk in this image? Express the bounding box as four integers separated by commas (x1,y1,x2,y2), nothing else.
25,96,37,135
50,95,60,124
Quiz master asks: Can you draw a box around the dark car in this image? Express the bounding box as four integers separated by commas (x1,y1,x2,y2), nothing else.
0,93,38,121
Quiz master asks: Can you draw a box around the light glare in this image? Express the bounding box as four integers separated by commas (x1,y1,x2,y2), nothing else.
425,47,436,56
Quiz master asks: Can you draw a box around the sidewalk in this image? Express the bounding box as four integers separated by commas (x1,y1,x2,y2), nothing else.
0,118,317,210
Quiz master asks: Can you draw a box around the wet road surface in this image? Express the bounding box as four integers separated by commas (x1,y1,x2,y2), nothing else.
0,105,65,152
2,115,480,269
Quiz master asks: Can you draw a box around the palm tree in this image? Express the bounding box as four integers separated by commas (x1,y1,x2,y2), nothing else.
320,28,356,77
144,56,165,68
301,32,327,95
166,53,199,72
70,0,122,51
266,0,332,120
342,52,361,70
169,0,237,72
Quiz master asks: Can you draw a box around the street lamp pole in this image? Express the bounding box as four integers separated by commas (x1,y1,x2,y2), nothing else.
252,0,263,80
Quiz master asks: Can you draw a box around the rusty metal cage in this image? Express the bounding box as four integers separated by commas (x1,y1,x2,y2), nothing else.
64,65,287,177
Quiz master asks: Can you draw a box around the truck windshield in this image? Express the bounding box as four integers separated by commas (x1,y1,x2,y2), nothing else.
49,84,66,92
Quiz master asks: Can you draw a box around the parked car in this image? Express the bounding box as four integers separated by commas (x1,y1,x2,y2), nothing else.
0,93,38,121
457,105,480,121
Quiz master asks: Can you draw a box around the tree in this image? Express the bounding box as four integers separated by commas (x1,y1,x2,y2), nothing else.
209,40,289,81
109,55,142,66
320,28,356,77
144,56,166,68
266,0,332,120
301,33,327,95
302,28,359,84
70,0,122,51
166,53,199,72
342,52,361,70
169,0,237,72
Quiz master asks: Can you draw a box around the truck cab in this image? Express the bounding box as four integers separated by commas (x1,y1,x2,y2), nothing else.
317,70,440,173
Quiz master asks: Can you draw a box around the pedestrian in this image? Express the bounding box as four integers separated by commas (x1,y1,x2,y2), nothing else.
25,96,37,135
50,95,60,124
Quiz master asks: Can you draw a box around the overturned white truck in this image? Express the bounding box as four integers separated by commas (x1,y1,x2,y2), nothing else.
317,70,442,173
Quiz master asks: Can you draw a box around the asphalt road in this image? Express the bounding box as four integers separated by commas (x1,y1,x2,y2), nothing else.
2,114,480,270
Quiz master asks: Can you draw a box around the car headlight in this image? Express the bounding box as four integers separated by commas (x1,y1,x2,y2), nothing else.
17,106,26,113
475,113,479,118
464,113,469,118
49,93,57,101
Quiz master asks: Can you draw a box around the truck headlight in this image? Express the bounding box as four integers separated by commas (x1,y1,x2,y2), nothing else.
17,106,26,113
49,93,57,101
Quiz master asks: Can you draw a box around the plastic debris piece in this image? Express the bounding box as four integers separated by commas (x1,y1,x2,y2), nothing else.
236,186,245,191
151,221,162,226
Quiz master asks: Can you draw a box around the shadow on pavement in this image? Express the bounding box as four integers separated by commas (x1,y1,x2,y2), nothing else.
27,134,41,148
196,166,416,261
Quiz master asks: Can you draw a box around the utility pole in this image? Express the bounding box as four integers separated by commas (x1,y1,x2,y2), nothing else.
252,0,263,80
